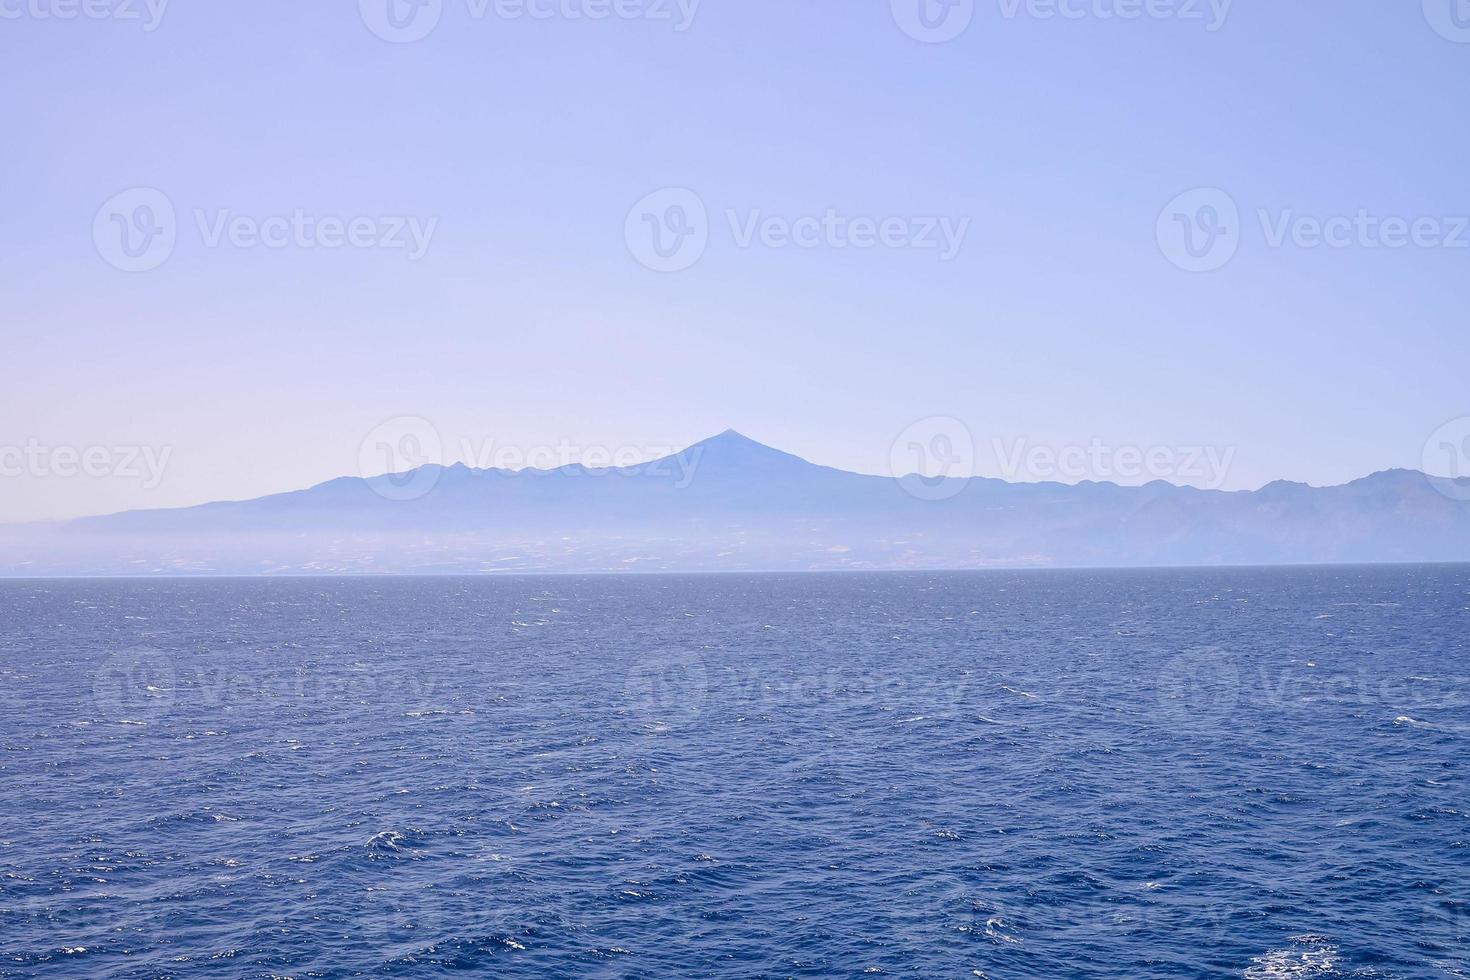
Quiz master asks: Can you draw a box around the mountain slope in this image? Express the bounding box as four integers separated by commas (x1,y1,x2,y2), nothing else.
4,431,1470,575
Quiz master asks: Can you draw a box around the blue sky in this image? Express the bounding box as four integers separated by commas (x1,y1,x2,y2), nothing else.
3,0,1468,520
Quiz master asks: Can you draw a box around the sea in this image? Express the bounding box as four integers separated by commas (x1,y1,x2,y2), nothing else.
0,566,1467,978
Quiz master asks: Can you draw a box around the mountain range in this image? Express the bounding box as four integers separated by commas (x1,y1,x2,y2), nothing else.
3,429,1470,575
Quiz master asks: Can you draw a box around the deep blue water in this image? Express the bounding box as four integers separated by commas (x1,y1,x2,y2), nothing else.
1,567,1468,978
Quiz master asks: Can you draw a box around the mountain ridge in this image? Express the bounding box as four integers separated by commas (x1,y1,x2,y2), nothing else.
3,430,1469,575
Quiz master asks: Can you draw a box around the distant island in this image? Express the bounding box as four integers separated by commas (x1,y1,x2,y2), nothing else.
4,430,1469,575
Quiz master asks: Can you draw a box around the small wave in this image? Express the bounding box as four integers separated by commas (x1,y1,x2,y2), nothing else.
983,917,1021,945
366,830,404,849
1244,935,1340,978
363,830,425,859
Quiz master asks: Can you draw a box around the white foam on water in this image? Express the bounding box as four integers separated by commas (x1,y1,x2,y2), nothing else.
1244,935,1339,978
983,917,1021,945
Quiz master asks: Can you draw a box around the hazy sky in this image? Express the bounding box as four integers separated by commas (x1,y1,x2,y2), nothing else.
3,0,1468,521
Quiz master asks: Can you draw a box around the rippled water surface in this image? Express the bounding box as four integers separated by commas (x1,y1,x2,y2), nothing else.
1,568,1468,978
